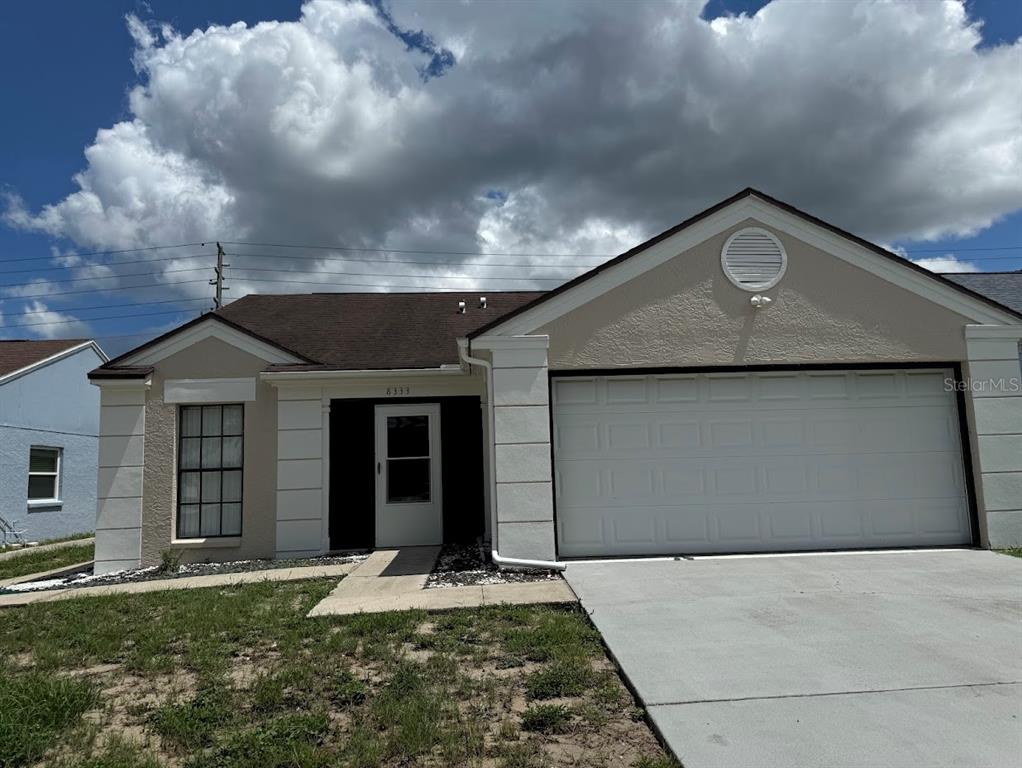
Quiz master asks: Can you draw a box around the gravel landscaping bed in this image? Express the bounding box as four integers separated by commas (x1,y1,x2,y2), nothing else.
0,552,368,595
426,542,561,588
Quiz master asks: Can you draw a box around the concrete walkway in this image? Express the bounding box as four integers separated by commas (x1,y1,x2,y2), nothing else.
565,550,1022,768
308,547,576,616
0,562,359,608
0,537,94,561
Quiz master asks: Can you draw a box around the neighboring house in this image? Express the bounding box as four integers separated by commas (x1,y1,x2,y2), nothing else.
944,272,1022,373
87,189,1022,574
0,339,108,544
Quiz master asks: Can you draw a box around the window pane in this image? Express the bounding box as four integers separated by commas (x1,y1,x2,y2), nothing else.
221,503,241,536
179,504,200,538
181,407,202,437
179,472,200,504
222,471,242,503
201,437,221,469
180,438,201,469
200,504,221,536
387,458,430,503
202,405,222,436
29,448,58,473
28,475,57,500
387,415,429,458
222,436,243,468
222,405,243,436
201,472,221,503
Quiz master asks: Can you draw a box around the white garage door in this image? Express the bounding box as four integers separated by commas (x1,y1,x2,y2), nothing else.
553,369,973,557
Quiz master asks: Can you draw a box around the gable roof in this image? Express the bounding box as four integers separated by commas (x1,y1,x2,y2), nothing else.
217,292,542,370
943,272,1022,314
0,339,104,383
468,187,1022,338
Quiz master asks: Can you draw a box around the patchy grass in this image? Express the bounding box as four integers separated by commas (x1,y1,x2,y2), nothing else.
0,543,94,582
998,548,1022,559
0,579,674,767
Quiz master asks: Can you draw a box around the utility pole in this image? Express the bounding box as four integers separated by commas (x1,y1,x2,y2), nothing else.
210,242,230,310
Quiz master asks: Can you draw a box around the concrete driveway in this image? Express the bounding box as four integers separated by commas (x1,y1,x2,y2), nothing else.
565,550,1022,768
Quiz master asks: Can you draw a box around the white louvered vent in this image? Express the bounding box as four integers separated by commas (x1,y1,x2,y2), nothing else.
720,227,787,291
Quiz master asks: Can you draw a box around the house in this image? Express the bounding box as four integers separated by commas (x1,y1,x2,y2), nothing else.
87,189,1022,574
1,339,108,544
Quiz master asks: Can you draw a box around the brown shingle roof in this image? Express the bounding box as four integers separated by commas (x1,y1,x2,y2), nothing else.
0,339,91,379
214,291,544,370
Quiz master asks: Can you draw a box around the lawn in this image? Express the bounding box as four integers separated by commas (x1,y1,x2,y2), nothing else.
999,548,1022,559
0,543,94,582
0,578,677,767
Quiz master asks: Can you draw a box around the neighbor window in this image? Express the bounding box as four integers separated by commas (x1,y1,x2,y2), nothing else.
177,404,243,538
27,447,61,502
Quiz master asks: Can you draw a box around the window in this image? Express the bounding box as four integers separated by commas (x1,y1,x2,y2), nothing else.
177,404,243,538
27,447,61,503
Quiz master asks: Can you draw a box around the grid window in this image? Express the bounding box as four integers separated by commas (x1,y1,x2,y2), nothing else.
178,404,243,538
27,447,61,502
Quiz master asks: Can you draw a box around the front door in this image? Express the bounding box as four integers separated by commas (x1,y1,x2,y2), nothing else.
374,403,443,547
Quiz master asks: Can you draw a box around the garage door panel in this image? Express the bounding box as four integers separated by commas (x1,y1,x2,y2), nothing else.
553,369,972,557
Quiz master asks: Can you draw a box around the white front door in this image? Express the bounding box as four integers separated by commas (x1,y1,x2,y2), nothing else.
374,403,443,547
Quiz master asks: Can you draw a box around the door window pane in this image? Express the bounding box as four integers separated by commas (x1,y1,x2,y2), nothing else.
387,457,430,503
179,505,200,537
200,504,221,536
181,407,202,437
201,437,221,468
387,415,429,458
180,438,201,469
201,472,221,503
179,473,200,504
221,504,242,536
222,436,243,468
222,471,242,503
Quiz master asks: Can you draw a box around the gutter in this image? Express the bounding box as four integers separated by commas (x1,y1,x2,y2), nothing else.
457,339,565,572
260,366,466,382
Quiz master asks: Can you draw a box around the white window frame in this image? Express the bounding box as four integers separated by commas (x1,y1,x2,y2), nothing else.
27,446,62,506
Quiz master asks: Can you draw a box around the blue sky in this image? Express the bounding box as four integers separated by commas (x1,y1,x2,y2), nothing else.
0,0,1019,355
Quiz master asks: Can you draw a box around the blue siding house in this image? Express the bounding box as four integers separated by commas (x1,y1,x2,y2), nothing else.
0,339,107,544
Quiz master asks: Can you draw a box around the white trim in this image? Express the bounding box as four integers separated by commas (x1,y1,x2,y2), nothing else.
164,377,257,404
965,324,1022,341
261,366,467,384
122,317,305,366
471,335,551,351
321,400,331,554
484,195,1020,336
26,446,62,505
0,340,107,386
92,377,152,391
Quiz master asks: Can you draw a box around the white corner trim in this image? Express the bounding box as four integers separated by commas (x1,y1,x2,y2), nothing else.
260,367,468,384
0,340,107,387
122,317,305,367
472,335,551,350
485,195,1020,336
965,324,1022,340
164,377,257,404
92,376,152,391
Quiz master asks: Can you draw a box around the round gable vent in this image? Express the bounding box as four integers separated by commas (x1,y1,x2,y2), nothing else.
720,227,787,291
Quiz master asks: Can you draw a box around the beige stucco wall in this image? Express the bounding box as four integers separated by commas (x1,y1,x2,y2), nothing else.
538,219,973,369
140,337,277,566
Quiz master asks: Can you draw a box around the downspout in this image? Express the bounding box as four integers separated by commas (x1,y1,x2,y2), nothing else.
458,339,565,572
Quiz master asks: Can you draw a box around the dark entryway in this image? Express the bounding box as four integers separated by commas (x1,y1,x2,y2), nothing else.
328,396,485,550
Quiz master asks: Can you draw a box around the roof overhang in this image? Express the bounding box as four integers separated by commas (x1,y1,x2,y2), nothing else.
260,365,467,385
470,188,1022,338
0,340,108,387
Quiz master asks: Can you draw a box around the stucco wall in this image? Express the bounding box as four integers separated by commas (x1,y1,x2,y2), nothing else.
538,219,972,369
0,347,103,542
140,337,277,565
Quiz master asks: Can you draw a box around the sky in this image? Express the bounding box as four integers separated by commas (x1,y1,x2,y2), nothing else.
0,0,1019,356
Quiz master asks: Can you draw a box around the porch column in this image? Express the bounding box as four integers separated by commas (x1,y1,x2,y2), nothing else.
275,385,326,558
485,335,556,561
964,325,1022,548
93,377,150,574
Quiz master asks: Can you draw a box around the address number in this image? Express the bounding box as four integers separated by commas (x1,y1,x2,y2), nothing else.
386,386,411,396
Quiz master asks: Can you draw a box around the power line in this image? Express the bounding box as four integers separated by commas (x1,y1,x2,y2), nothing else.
230,265,566,282
5,279,213,301
0,253,211,276
1,307,201,330
10,297,209,318
0,241,211,265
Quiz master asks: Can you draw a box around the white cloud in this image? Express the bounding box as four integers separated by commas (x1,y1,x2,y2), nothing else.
12,301,91,339
2,0,1019,307
911,255,981,273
